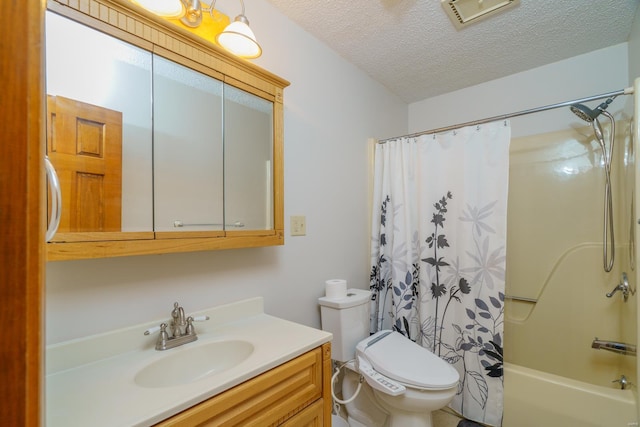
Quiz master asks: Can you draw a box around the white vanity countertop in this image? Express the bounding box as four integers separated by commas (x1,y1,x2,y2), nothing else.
46,297,332,427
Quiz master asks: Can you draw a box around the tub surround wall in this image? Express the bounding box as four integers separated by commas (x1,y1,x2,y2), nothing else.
619,79,638,399
628,9,640,421
505,123,633,387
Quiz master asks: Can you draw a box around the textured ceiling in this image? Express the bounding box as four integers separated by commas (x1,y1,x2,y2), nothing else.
265,0,640,103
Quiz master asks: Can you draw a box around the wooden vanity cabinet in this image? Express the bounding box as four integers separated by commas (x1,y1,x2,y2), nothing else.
156,343,332,427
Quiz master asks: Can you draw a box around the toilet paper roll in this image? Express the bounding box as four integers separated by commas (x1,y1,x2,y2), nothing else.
325,279,347,299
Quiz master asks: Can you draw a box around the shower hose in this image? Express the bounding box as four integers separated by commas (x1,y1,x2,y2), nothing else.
596,114,615,273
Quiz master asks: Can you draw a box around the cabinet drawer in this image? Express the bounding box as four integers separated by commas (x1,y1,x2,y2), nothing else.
156,347,323,426
280,399,324,427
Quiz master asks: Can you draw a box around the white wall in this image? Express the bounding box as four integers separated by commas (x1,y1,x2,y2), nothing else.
45,0,407,344
408,43,630,138
630,4,640,85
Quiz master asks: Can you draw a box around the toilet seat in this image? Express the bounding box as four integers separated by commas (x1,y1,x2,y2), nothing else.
356,330,459,390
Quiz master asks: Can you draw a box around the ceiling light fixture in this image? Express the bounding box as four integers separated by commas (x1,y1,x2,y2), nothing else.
131,0,262,59
214,0,262,59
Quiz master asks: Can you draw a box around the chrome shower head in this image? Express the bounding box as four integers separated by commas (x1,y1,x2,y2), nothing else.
570,104,599,122
570,98,614,123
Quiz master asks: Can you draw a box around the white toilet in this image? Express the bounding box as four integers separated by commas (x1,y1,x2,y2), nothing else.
319,289,459,427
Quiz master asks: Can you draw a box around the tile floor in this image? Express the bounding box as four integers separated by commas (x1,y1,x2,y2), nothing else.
433,409,463,427
333,406,463,426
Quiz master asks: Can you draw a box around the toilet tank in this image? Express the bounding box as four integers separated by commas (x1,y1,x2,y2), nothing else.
318,288,371,362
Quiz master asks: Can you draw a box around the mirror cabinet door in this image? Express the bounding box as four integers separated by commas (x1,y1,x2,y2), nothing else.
224,84,274,231
45,11,153,239
152,55,224,234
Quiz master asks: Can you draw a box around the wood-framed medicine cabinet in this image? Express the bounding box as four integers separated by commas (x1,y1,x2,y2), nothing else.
45,0,289,261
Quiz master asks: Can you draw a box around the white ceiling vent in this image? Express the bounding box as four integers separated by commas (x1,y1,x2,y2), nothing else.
441,0,520,29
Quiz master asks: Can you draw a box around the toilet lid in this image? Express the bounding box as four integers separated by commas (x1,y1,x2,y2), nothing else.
357,330,459,390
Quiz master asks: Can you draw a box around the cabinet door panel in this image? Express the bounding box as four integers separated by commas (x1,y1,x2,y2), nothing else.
45,11,153,236
156,348,323,427
152,55,224,233
224,83,274,231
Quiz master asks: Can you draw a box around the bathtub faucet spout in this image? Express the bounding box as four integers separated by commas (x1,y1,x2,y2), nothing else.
592,338,637,356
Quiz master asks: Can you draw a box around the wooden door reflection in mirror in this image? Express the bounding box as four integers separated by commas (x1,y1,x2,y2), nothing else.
45,11,153,238
47,96,123,232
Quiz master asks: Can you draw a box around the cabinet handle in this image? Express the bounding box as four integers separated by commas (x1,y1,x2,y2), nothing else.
45,156,62,242
173,220,244,228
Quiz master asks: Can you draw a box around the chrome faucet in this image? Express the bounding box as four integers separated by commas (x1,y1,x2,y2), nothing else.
592,337,637,356
606,272,633,302
171,302,187,337
144,302,209,351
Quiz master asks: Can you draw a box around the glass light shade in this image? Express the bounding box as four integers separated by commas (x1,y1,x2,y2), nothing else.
131,0,184,18
216,20,262,59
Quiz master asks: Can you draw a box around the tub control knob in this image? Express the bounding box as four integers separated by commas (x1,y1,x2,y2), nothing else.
612,375,631,390
606,272,632,302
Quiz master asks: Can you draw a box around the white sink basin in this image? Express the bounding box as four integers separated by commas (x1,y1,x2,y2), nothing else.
134,340,254,388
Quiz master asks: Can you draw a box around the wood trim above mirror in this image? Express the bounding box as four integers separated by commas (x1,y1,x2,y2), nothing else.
46,0,289,261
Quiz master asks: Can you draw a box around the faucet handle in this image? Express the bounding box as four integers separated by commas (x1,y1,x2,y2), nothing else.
154,323,170,351
144,325,161,336
185,315,210,335
185,317,195,335
158,323,169,340
144,323,170,350
144,322,170,337
612,375,632,390
606,273,632,302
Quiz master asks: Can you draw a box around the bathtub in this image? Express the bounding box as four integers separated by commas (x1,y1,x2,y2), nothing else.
503,363,637,427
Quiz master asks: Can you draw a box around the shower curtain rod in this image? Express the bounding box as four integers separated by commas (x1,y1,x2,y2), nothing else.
378,86,635,143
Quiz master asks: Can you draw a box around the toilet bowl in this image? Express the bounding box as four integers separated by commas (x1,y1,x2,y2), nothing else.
318,290,460,427
355,330,459,427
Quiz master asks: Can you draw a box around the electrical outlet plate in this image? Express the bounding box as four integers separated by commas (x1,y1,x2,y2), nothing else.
290,215,306,236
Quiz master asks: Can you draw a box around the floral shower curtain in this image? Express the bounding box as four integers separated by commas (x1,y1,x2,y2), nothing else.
369,121,510,426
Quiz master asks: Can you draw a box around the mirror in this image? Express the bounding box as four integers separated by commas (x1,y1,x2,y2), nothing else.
152,63,275,233
45,0,288,260
224,83,274,231
46,11,275,237
152,55,224,232
45,11,154,235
